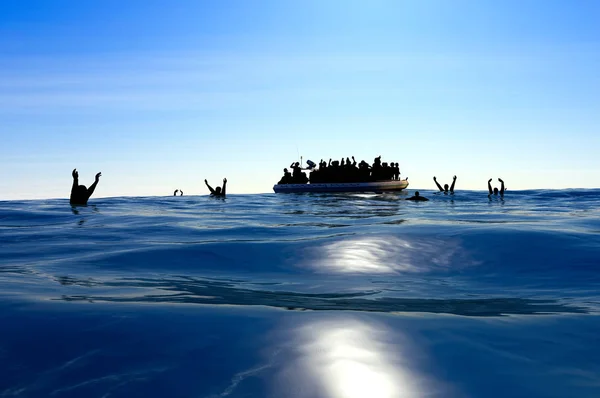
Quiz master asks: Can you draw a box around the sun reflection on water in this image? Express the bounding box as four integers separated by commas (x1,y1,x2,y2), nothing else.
311,236,468,275
281,318,424,398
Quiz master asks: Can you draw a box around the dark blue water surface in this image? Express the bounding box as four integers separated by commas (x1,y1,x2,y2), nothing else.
1,190,600,397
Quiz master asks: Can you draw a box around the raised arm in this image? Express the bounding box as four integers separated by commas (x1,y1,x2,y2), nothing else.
488,178,493,194
433,176,444,191
450,175,457,192
86,172,101,199
70,169,79,201
204,179,215,194
499,178,505,196
222,178,227,196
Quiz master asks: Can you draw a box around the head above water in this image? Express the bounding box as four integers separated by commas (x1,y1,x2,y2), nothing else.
414,191,420,196
76,185,87,195
215,187,222,194
444,184,449,191
493,187,499,194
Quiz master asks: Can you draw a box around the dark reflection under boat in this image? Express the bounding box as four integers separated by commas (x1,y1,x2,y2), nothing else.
53,275,588,317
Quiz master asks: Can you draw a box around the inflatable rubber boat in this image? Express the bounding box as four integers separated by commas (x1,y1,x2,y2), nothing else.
273,179,409,193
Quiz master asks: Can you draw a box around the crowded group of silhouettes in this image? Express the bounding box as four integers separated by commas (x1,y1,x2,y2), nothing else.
69,165,506,205
278,156,402,184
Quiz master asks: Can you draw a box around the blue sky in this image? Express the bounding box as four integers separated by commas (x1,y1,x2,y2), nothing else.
1,0,599,199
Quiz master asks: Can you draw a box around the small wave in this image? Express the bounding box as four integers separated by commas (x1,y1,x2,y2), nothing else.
52,275,588,317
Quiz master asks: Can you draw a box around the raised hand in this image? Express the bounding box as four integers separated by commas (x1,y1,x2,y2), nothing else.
433,176,437,181
498,178,504,183
204,179,208,183
223,178,227,183
72,169,78,179
488,178,492,183
453,175,457,180
95,172,102,182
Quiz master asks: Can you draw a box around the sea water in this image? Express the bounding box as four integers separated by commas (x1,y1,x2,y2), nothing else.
1,190,599,397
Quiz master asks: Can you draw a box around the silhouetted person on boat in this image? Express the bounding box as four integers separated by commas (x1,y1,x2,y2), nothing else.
70,169,101,205
205,178,227,197
393,163,400,180
290,162,308,183
406,191,429,201
278,168,292,184
434,175,457,193
174,189,179,196
488,178,505,197
371,156,382,180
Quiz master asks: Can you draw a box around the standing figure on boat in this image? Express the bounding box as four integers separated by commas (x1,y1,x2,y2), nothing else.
371,156,382,180
393,163,400,180
382,162,393,180
358,160,371,182
347,156,359,182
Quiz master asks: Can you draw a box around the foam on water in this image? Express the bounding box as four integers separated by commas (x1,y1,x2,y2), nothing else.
1,190,600,397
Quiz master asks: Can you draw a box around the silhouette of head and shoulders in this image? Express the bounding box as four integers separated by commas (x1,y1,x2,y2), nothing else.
406,191,428,201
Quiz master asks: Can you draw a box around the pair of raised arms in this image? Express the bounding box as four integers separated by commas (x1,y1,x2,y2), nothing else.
488,178,505,195
433,175,457,192
204,178,227,196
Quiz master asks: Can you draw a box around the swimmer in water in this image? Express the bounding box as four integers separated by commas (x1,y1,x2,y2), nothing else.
174,189,179,196
406,191,429,201
488,178,505,197
70,169,101,205
433,175,457,193
205,178,227,197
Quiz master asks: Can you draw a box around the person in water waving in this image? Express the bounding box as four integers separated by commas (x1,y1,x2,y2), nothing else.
70,169,101,205
205,178,227,197
434,175,456,193
488,178,505,197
